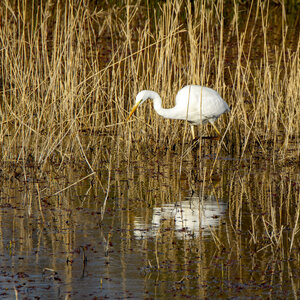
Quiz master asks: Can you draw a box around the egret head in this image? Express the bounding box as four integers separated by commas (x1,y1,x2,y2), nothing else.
127,91,148,120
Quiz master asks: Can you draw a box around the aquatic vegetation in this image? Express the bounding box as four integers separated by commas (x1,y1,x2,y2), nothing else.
0,0,298,164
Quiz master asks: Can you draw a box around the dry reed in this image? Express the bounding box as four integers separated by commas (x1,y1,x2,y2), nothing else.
0,0,298,167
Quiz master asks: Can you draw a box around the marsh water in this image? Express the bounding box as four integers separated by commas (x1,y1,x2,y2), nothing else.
0,0,300,299
0,148,299,299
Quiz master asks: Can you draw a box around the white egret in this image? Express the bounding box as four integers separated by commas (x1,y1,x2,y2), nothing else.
127,85,230,139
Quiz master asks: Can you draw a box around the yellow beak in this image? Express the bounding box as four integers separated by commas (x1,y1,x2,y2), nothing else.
127,100,142,121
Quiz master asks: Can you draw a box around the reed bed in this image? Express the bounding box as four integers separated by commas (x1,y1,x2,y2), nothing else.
0,0,299,167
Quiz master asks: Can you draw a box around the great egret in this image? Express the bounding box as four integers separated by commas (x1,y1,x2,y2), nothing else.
127,85,230,139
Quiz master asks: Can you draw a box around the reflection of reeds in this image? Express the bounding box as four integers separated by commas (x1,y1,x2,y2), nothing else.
0,146,298,297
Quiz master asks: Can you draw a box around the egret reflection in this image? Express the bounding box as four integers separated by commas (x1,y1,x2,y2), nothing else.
134,194,227,240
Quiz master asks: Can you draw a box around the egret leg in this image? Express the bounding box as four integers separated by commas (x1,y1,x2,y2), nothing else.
210,122,229,152
190,125,195,140
210,122,221,137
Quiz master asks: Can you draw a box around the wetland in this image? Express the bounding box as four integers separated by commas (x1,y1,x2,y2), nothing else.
0,0,299,299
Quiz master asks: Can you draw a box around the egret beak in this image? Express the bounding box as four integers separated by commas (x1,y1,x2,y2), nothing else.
127,100,142,120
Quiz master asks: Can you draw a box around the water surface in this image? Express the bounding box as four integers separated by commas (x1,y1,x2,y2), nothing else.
0,152,299,299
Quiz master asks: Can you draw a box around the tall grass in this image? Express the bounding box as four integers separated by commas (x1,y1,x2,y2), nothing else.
0,0,299,168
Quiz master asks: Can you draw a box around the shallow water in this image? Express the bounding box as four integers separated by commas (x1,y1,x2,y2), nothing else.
0,152,299,299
